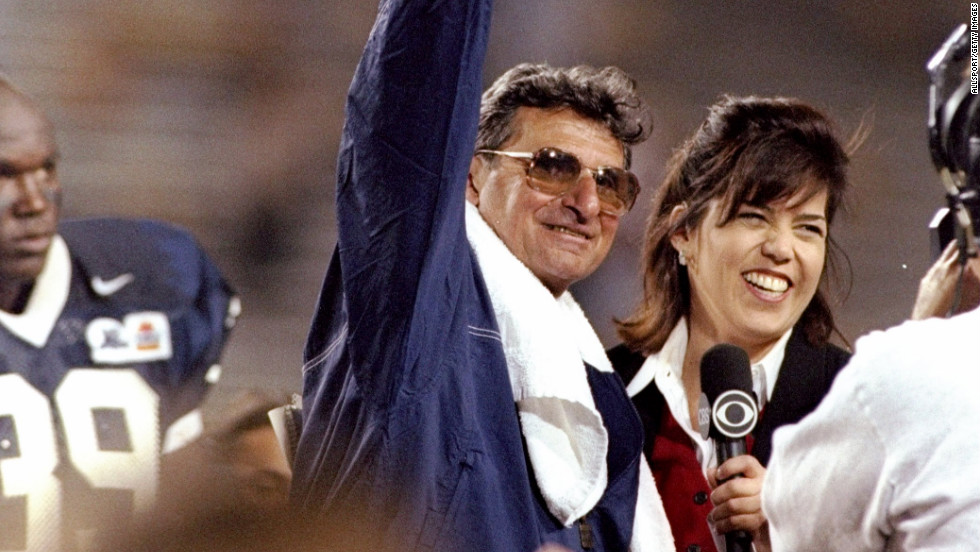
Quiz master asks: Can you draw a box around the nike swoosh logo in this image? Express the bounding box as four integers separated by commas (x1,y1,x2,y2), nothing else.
92,273,135,296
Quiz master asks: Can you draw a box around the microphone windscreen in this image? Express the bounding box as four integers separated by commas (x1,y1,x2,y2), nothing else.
700,343,752,403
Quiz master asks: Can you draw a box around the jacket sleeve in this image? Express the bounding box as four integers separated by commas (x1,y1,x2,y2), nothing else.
314,0,492,406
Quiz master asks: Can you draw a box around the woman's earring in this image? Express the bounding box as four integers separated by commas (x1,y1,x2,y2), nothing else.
678,250,688,266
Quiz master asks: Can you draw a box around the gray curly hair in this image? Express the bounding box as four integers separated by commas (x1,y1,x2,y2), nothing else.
475,63,653,169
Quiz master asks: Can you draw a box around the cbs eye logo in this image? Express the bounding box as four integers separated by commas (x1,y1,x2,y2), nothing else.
712,390,758,438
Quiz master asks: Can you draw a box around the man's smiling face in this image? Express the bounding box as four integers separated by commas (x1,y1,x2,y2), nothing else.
466,106,626,296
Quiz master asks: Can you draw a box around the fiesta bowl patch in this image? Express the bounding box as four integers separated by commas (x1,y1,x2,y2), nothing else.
85,312,173,364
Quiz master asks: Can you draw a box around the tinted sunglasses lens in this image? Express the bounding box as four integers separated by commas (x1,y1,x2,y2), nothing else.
526,148,639,215
594,168,639,214
527,148,581,194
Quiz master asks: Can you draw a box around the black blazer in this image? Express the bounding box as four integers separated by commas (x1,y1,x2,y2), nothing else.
608,325,850,465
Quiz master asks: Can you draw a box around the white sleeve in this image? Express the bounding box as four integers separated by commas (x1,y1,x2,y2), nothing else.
762,357,891,552
764,311,980,551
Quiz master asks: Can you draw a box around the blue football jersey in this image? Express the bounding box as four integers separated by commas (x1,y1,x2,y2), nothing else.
0,218,237,552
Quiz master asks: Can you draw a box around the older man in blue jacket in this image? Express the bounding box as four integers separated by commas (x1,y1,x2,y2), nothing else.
290,1,673,551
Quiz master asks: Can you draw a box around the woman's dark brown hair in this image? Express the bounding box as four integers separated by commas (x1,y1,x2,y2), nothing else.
617,95,854,354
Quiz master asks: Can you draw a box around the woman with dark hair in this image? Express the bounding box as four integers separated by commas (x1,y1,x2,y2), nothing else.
610,95,855,552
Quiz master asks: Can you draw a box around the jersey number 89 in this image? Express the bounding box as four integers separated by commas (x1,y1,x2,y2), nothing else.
0,369,160,552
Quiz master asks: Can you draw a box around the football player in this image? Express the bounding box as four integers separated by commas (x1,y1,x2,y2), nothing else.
0,76,239,551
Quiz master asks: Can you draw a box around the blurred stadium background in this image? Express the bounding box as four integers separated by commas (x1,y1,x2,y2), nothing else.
0,1,967,411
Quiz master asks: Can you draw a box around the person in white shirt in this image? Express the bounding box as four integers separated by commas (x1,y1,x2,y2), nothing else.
763,240,980,550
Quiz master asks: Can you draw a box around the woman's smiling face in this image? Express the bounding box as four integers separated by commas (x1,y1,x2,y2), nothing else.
674,185,829,353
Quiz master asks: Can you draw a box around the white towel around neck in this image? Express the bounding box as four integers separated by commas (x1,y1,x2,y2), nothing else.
465,202,675,551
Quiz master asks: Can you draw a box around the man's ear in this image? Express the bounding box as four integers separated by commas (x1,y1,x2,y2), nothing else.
668,203,690,253
466,156,483,206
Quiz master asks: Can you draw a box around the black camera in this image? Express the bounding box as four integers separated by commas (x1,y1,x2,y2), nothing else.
927,23,980,261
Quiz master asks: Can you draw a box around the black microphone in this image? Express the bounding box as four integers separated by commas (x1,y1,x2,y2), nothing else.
698,343,758,552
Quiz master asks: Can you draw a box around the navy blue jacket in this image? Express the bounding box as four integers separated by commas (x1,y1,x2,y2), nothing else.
289,1,643,551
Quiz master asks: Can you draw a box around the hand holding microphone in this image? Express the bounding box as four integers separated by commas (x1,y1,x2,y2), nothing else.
707,456,769,551
699,344,764,552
